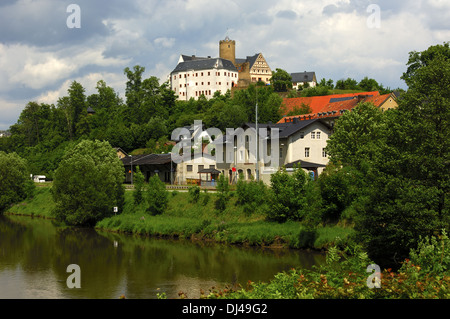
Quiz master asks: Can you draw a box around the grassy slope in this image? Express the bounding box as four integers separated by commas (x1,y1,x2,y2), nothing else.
6,185,354,250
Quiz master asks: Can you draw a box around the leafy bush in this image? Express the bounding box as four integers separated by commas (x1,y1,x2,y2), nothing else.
52,140,124,226
317,164,360,222
188,185,201,203
236,177,269,215
146,174,168,215
215,174,230,211
133,166,145,205
0,151,35,213
267,167,308,222
207,239,450,299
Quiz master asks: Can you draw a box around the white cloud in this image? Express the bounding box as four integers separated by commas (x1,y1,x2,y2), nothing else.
37,72,126,106
1,0,449,130
154,37,176,48
0,42,130,92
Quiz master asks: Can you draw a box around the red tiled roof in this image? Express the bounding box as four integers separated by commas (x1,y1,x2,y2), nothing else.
278,92,397,123
280,91,380,117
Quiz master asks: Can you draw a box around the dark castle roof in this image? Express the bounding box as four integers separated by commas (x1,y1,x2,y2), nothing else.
171,57,237,74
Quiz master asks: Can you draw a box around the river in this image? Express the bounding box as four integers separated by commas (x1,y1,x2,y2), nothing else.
0,214,325,299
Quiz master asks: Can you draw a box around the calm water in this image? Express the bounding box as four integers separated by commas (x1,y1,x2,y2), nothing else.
0,214,325,299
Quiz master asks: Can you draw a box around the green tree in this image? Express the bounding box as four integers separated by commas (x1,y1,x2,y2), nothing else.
52,140,125,226
357,43,450,267
0,152,35,213
68,81,87,137
328,43,450,268
326,102,387,171
335,78,359,90
133,166,145,205
270,68,292,92
267,167,309,222
146,175,168,215
215,174,230,211
358,76,381,92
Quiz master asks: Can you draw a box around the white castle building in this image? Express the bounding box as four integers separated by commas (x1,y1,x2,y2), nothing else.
170,54,239,100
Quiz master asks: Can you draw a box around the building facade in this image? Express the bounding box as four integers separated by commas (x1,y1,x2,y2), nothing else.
170,55,239,100
219,37,272,87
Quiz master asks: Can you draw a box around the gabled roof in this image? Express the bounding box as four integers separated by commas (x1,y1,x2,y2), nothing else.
171,57,237,74
243,118,331,139
121,153,172,166
235,53,260,69
291,72,316,83
279,91,380,122
280,92,397,123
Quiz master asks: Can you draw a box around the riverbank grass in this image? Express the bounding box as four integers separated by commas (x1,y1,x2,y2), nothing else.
97,190,354,250
6,185,354,250
6,186,54,219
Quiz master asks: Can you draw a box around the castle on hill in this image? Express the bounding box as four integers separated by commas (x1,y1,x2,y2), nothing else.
170,37,272,100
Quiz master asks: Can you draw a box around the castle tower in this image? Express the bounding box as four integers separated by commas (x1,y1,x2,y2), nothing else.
219,36,236,65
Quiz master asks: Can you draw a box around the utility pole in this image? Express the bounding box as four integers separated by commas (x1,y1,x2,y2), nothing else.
255,91,259,182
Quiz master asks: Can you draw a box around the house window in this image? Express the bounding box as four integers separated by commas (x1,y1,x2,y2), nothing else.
187,165,193,172
198,165,204,172
316,132,321,139
322,148,327,157
209,165,215,169
299,132,304,139
305,148,310,157
311,132,315,139
208,72,210,76
279,147,283,158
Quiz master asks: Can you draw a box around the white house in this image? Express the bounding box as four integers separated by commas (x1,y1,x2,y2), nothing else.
170,55,239,100
291,72,317,90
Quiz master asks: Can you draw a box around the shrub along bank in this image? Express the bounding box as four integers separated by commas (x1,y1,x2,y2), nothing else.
6,183,354,251
96,189,354,250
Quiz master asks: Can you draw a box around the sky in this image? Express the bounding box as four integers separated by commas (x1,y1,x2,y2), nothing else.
0,0,449,130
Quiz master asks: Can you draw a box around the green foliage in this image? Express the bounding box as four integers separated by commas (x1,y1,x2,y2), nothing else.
267,167,309,222
208,241,450,299
188,185,201,203
52,140,125,226
0,151,35,213
270,68,292,92
133,166,145,205
317,164,360,222
405,230,450,276
324,44,450,269
146,175,169,215
300,86,331,97
235,178,269,215
215,174,230,211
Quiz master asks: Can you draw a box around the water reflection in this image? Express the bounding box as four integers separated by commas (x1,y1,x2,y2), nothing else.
0,215,325,299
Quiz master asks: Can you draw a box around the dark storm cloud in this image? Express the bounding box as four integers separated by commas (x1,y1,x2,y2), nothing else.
0,0,140,47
